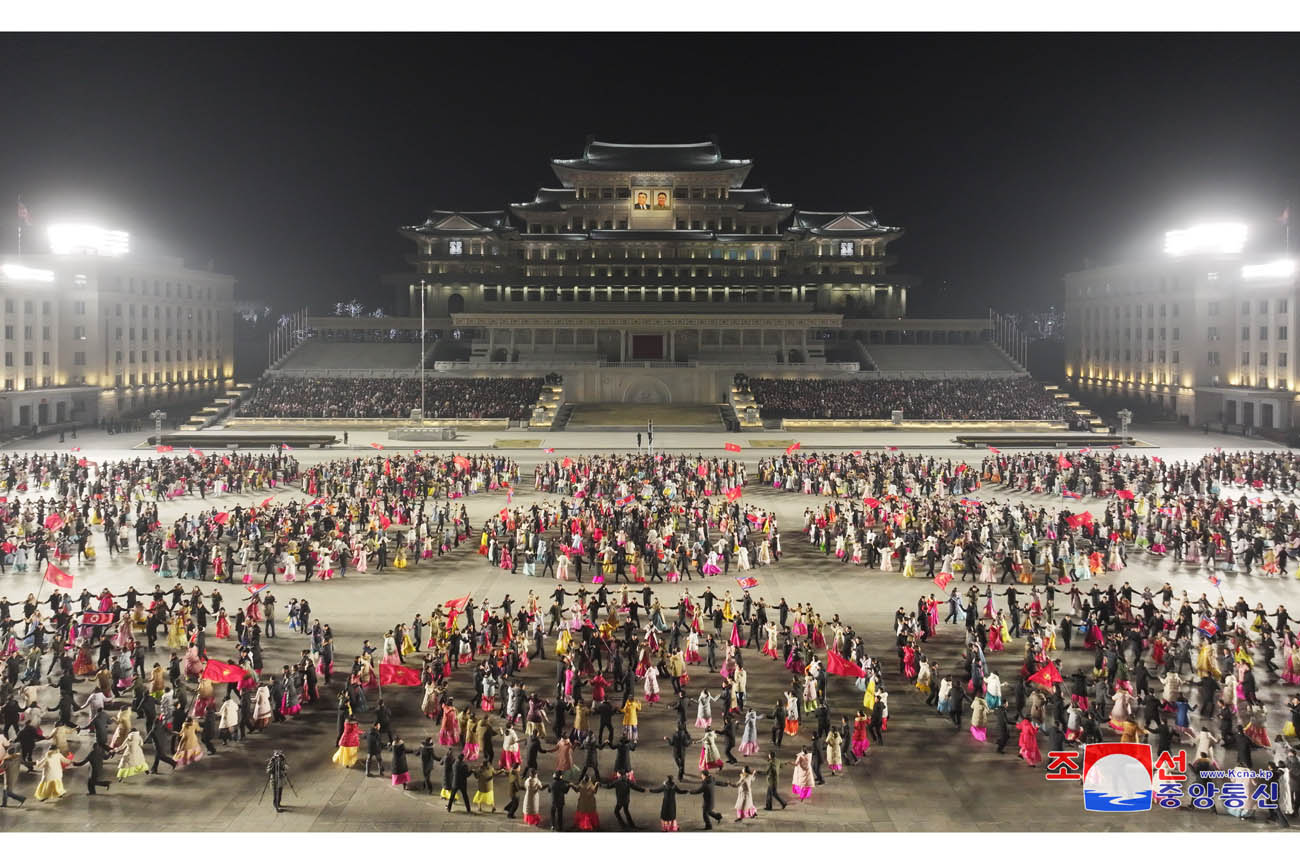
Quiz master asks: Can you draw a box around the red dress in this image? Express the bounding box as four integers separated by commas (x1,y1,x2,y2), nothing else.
214,614,230,640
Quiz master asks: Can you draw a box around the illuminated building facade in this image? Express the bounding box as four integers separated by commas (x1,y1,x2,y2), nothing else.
1065,224,1299,431
1,229,234,431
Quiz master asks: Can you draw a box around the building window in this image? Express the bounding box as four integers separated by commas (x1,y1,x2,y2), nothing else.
73,326,86,340
1242,326,1251,341
1279,352,1288,367
73,352,86,366
1207,351,1220,366
1260,326,1269,341
1260,300,1269,314
1208,301,1220,315
1279,326,1288,341
1207,327,1219,341
1242,300,1251,314
1172,351,1180,365
1280,299,1289,314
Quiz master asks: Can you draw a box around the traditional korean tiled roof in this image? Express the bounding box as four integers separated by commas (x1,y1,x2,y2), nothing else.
552,140,751,173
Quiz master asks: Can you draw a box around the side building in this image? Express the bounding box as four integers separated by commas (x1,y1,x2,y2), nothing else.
1,229,235,433
1064,224,1297,432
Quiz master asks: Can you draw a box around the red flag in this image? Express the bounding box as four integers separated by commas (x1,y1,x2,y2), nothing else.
261,497,273,508
724,443,742,453
17,198,31,225
988,446,1001,454
80,611,116,626
1078,447,1091,454
0,542,13,554
826,650,866,678
863,497,881,508
370,442,383,450
1027,661,1063,689
68,446,81,452
189,447,204,455
221,456,232,467
453,455,471,471
156,445,174,452
615,495,635,506
378,663,422,686
445,594,471,613
202,659,245,683
735,575,758,589
379,515,391,529
1198,618,1218,637
561,457,573,468
281,443,293,451
543,448,555,453
785,442,801,455
956,463,967,474
1115,489,1135,500
44,561,73,589
726,487,742,502
213,511,230,525
1207,573,1221,588
933,571,953,590
247,583,269,595
1062,490,1082,500
887,446,899,451
1057,455,1072,470
77,457,89,468
44,513,65,531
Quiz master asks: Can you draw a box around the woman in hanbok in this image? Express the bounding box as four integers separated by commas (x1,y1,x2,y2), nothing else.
762,623,780,659
697,729,723,772
173,718,205,767
790,748,815,802
643,662,661,703
734,765,758,821
114,728,148,780
439,700,461,746
500,725,521,769
988,615,1006,652
1016,718,1042,766
382,631,401,666
333,720,361,767
783,690,800,736
33,748,72,801
825,728,844,773
739,709,762,756
214,608,230,640
701,551,722,576
695,689,717,728
985,671,1003,709
970,695,989,742
851,709,871,756
167,613,187,651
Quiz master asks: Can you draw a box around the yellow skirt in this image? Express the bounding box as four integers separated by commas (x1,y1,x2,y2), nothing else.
35,779,66,801
473,790,495,808
118,763,148,780
332,746,359,768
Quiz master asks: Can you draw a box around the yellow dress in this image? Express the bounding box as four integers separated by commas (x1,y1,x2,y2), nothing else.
556,629,572,656
332,745,359,767
167,616,187,650
34,752,69,801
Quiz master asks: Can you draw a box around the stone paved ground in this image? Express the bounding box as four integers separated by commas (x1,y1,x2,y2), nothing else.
1,423,1297,833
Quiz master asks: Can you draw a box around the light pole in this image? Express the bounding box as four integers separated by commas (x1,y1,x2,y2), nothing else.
150,409,166,444
419,279,426,421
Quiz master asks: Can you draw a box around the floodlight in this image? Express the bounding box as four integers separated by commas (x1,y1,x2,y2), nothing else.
1,263,55,283
1241,259,1296,281
1163,223,1247,256
47,223,130,256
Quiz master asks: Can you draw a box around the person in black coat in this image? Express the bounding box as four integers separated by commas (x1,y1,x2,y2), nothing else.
391,737,410,789
548,772,571,830
73,741,113,795
364,722,386,776
419,737,439,794
145,716,175,773
446,754,472,813
949,685,966,730
992,704,1012,754
648,776,695,830
693,769,732,830
601,770,645,830
665,725,691,780
611,735,636,778
441,748,457,799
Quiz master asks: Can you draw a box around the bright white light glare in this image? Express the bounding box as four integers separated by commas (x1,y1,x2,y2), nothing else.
1,263,56,283
47,223,130,256
1163,223,1248,256
1241,259,1296,281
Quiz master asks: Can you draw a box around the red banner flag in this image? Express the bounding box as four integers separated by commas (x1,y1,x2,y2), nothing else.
615,495,635,506
826,650,866,678
221,456,232,467
261,497,273,508
863,497,881,508
156,445,174,453
378,663,423,686
933,571,953,590
988,446,1001,454
370,442,383,450
281,443,293,451
44,562,74,589
724,443,742,452
1027,661,1064,689
445,594,471,614
1057,455,1072,470
735,575,758,589
1115,489,1135,500
888,445,899,451
543,447,555,453
80,611,115,626
44,513,65,531
561,457,573,468
453,455,471,470
213,512,230,525
726,487,743,502
202,659,245,683
379,515,391,529
1198,618,1218,637
785,442,801,455
247,583,269,595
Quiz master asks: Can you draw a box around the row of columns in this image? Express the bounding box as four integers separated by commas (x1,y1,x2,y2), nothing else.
484,326,809,362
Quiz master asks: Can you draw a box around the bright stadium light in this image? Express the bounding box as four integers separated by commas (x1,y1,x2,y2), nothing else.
1,262,56,283
47,223,131,256
1241,259,1296,281
1163,223,1247,256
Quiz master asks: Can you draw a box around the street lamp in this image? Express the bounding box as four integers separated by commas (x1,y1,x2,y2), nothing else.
149,409,167,444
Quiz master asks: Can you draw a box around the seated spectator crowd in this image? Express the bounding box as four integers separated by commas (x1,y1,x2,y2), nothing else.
751,377,1076,421
236,376,543,420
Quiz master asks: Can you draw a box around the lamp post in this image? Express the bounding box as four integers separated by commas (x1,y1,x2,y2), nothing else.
419,279,427,421
149,409,166,444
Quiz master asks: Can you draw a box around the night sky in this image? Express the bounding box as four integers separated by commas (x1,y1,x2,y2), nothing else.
2,33,1299,317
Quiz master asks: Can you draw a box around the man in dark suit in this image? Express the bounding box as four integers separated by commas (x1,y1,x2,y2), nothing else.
693,769,730,830
446,753,472,813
